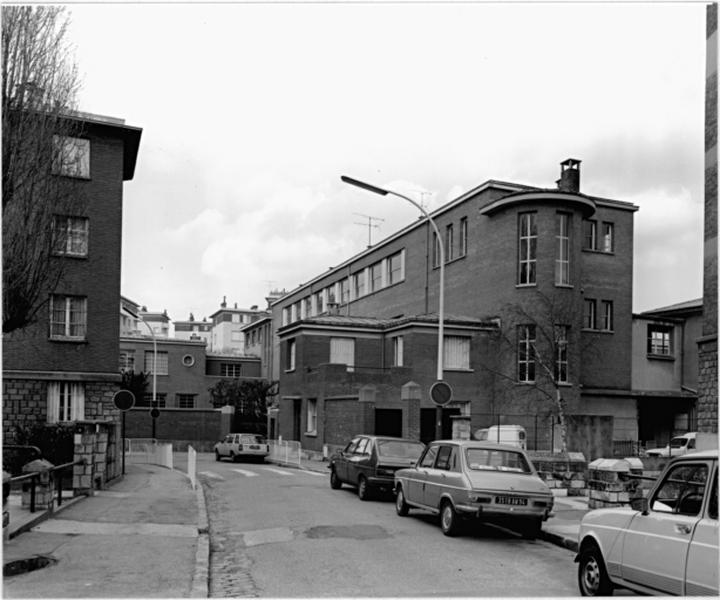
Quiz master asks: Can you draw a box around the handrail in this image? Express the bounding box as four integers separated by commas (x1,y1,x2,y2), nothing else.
7,459,84,513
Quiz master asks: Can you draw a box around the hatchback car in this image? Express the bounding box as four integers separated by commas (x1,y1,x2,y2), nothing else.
394,440,554,538
214,433,269,462
576,449,718,596
329,435,425,500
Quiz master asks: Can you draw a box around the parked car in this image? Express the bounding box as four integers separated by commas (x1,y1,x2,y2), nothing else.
474,424,527,449
214,433,269,463
576,449,718,596
329,435,425,500
645,432,697,457
394,440,553,538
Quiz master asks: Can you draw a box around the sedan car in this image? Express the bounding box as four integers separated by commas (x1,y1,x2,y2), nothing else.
329,435,425,500
576,449,718,596
394,440,554,538
214,433,269,463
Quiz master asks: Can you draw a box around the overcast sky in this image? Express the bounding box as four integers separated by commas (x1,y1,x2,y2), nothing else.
65,1,707,323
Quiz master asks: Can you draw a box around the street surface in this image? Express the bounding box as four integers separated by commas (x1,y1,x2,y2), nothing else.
195,453,581,597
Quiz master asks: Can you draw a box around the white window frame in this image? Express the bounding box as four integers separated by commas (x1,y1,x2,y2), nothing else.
287,339,296,371
444,335,470,370
583,219,597,250
370,261,383,293
330,337,355,372
52,215,89,257
555,212,571,286
445,223,454,261
306,398,317,434
393,336,404,367
517,325,536,383
221,363,242,377
47,382,85,423
459,217,468,257
602,222,614,253
518,212,537,286
49,294,87,340
352,269,366,299
144,351,169,375
554,325,569,384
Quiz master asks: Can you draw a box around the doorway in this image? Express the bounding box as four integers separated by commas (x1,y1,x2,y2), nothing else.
420,407,460,444
375,409,402,437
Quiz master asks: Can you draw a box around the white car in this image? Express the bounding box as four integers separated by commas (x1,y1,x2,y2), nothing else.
576,449,718,596
214,433,269,463
645,432,697,457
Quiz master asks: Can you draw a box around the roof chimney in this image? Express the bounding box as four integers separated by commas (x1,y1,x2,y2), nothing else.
556,158,581,193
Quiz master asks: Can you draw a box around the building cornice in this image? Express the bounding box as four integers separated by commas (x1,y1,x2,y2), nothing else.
3,370,121,383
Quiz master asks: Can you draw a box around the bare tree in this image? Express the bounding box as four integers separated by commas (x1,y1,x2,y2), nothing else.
2,5,85,334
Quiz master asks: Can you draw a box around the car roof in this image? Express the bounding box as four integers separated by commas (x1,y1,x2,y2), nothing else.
429,439,527,451
361,435,424,443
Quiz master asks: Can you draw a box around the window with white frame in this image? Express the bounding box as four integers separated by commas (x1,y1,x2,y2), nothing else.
584,298,597,329
306,398,317,434
387,251,403,286
600,300,614,331
518,212,537,285
340,279,350,303
393,336,404,367
144,351,169,375
370,262,383,293
445,224,454,261
282,307,290,326
352,270,365,299
602,222,614,252
119,351,135,372
47,382,85,422
221,363,242,377
647,325,673,356
555,213,571,286
53,135,90,179
517,325,536,383
444,336,470,370
459,217,468,257
554,325,569,384
52,215,89,257
176,394,195,409
287,339,296,370
49,294,87,340
583,219,597,250
330,337,355,372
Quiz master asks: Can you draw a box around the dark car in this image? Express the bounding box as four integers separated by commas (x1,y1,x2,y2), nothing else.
329,435,426,500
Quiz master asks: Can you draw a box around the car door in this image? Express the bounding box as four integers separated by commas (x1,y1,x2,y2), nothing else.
347,437,370,485
219,434,233,456
685,464,719,595
336,438,359,482
423,444,457,509
621,459,710,595
407,445,437,508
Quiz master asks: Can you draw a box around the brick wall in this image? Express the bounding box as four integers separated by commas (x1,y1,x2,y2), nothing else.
124,407,223,451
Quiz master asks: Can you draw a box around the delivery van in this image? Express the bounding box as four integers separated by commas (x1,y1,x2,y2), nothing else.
474,425,527,450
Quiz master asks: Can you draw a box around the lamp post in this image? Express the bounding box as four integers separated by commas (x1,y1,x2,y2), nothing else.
341,175,446,440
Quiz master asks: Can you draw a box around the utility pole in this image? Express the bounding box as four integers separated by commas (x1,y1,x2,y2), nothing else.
354,213,384,247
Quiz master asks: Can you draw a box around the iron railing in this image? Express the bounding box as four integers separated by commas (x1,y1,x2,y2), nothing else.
7,459,83,513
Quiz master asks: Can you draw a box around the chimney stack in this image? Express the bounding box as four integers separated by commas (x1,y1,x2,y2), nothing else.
556,158,581,193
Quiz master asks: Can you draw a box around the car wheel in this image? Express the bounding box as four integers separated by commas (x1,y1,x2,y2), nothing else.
395,486,409,516
215,450,221,462
578,544,614,596
440,500,461,536
330,468,342,490
357,476,372,501
519,517,542,540
230,452,238,463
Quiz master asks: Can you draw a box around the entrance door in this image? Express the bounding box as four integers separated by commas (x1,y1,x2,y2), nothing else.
292,399,302,441
375,409,402,437
420,408,460,443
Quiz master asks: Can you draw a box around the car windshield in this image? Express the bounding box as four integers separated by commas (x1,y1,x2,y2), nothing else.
465,448,532,473
669,437,689,448
376,440,425,459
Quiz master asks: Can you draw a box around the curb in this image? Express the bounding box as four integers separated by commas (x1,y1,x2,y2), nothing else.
179,470,210,599
540,529,578,553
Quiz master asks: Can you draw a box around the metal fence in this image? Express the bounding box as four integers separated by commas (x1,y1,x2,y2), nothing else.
125,438,174,470
268,439,302,468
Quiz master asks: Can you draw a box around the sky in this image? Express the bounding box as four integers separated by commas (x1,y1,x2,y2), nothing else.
63,1,708,324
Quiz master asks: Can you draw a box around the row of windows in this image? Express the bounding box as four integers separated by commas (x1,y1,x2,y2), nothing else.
119,350,242,377
517,212,615,287
282,250,405,326
433,217,468,266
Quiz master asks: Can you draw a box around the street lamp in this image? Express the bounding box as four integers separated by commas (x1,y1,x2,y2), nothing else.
341,175,446,439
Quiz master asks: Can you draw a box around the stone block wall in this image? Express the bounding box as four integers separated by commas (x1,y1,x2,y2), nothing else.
529,452,587,496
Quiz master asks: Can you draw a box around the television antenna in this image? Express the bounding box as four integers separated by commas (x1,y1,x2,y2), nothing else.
354,213,384,248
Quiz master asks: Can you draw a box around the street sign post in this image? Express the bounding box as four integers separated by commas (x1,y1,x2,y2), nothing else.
112,390,136,475
430,381,453,440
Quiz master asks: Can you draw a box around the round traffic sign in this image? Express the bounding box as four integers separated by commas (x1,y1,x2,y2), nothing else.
113,390,135,411
150,407,160,419
430,380,453,406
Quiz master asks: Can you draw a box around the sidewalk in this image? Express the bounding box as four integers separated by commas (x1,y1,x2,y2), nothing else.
293,455,587,552
3,463,208,598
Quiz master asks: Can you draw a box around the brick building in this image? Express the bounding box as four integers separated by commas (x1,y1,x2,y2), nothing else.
3,111,142,482
270,159,639,458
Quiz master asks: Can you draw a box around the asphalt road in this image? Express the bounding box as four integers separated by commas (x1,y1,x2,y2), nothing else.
196,453,580,597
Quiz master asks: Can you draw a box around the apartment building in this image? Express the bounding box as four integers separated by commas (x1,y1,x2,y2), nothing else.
174,313,212,345
209,297,265,354
3,112,142,464
270,159,639,457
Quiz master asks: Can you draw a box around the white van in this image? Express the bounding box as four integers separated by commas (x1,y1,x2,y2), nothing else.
474,425,527,450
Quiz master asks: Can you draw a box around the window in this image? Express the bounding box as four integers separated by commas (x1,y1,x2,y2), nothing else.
517,325,536,383
650,463,707,515
144,351,169,375
182,354,195,367
435,445,454,471
330,337,355,372
554,326,569,384
47,382,85,422
52,216,89,257
50,294,87,340
230,330,243,342
119,351,135,372
387,251,403,285
232,314,241,323
221,363,242,377
340,279,350,303
53,135,90,179
433,232,441,268
176,394,195,409
601,300,614,331
352,270,365,299
286,339,296,371
518,212,537,285
370,262,382,292
444,336,470,370
555,213,571,285
393,336,404,367
445,224,454,261
302,297,311,318
143,393,166,408
326,285,336,304
583,219,597,250
420,446,438,468
601,222,614,253
314,290,324,315
282,307,290,326
459,217,468,257
355,437,369,455
648,325,673,356
306,398,317,434
584,299,597,329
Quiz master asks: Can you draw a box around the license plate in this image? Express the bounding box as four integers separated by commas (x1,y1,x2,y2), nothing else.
250,445,259,449
495,496,527,506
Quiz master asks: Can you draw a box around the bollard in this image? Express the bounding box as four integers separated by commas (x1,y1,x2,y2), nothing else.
21,459,55,511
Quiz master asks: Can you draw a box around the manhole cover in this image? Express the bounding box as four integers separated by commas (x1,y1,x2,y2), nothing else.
4,555,57,577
